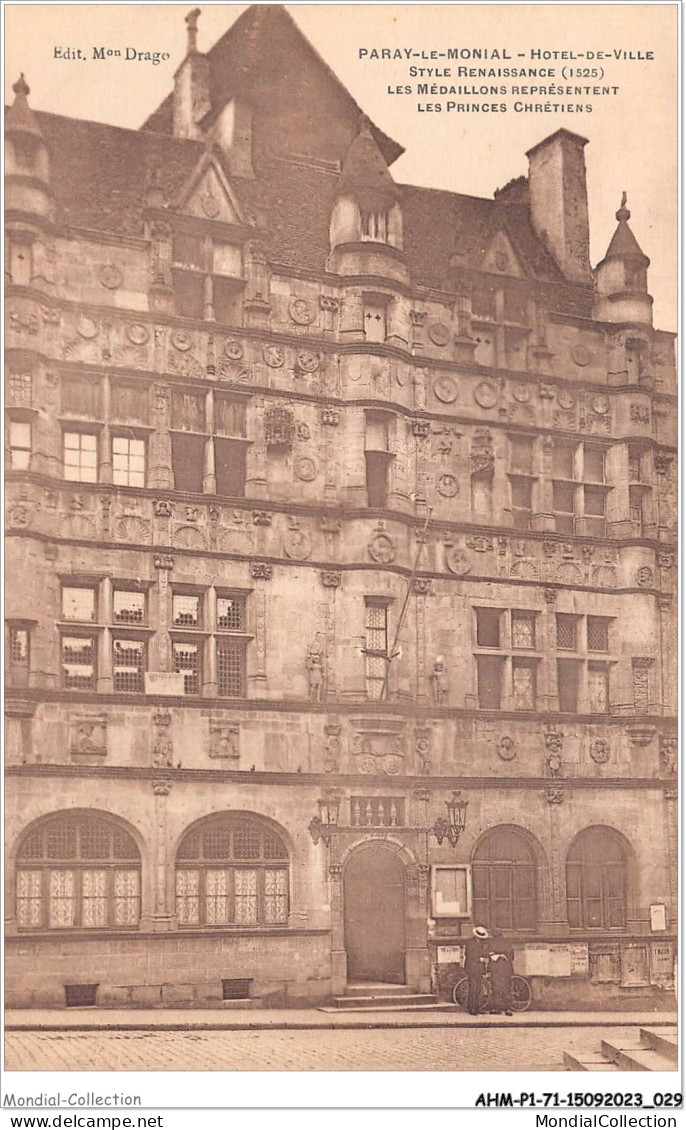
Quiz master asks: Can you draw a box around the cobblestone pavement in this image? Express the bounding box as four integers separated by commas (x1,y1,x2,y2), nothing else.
5,1025,641,1072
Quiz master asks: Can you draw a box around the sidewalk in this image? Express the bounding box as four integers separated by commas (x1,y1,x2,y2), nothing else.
5,1008,677,1032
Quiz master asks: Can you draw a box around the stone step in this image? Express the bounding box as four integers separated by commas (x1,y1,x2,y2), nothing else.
600,1039,677,1072
563,1051,617,1071
344,983,413,998
639,1026,678,1063
331,993,437,1009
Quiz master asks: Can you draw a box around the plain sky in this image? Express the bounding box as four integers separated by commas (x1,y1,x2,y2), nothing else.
4,3,677,330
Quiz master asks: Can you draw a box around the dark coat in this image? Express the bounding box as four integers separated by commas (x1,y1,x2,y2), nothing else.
489,938,514,985
463,936,485,974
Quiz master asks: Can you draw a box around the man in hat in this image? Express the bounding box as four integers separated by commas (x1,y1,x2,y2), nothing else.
463,925,489,1014
489,928,515,1015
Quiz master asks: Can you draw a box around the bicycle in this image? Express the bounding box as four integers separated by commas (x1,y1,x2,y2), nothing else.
452,970,532,1012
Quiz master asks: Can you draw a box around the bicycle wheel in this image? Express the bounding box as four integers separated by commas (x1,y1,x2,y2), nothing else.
510,974,532,1012
452,977,470,1008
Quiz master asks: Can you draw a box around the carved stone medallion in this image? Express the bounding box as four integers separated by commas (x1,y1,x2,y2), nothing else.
294,456,317,482
433,375,458,403
368,531,396,564
264,344,285,368
428,322,450,346
99,264,122,289
474,381,498,409
289,297,315,325
437,473,459,497
127,322,149,345
445,546,472,576
225,339,243,360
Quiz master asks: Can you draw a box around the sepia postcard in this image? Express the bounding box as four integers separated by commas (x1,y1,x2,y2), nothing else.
3,0,679,1112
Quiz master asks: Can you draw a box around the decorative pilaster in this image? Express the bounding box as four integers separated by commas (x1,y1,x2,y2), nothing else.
153,553,173,671
149,383,173,490
249,563,271,697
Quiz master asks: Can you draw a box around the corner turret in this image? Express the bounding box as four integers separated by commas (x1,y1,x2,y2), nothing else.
328,117,406,283
5,75,53,219
593,194,653,325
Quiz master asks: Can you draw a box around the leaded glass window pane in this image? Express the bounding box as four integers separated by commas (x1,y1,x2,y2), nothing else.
176,870,200,925
206,870,231,925
264,870,288,923
114,869,140,925
512,612,535,649
234,870,258,923
82,869,108,927
512,663,536,710
588,665,609,713
49,870,76,927
233,824,261,860
17,870,43,928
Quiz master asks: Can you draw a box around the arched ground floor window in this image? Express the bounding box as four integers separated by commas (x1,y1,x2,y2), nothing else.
15,813,140,930
566,827,627,930
176,815,289,927
472,825,537,931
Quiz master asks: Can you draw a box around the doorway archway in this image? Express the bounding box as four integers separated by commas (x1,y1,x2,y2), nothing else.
343,843,406,984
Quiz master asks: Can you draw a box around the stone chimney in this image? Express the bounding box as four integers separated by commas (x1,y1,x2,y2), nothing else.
526,129,591,283
173,9,211,140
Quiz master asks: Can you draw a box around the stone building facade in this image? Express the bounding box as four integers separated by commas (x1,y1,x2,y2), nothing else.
5,7,677,1009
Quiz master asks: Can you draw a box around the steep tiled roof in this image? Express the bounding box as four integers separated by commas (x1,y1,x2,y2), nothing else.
28,109,568,291
141,5,403,169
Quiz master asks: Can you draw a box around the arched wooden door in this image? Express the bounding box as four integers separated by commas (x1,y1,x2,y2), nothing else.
344,846,405,984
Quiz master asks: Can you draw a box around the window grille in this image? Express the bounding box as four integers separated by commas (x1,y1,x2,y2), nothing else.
587,617,610,652
62,636,96,689
113,591,145,624
511,611,536,649
112,639,145,693
16,815,140,931
556,614,578,650
217,642,245,697
588,664,610,714
512,661,536,710
175,818,289,927
222,978,252,1000
364,600,389,699
217,596,244,631
173,594,200,627
173,642,200,695
9,373,32,406
65,984,98,1007
9,627,29,662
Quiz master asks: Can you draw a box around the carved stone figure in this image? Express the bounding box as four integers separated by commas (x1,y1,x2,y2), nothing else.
306,644,324,703
429,656,449,706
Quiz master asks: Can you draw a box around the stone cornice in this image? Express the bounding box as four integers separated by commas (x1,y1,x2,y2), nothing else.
4,762,675,790
5,286,677,401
